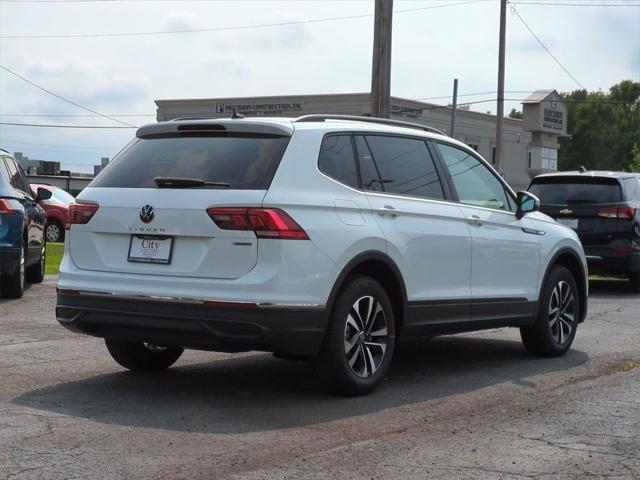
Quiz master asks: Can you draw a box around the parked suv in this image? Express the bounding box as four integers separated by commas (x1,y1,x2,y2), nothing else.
1,150,49,298
529,171,640,292
56,116,588,395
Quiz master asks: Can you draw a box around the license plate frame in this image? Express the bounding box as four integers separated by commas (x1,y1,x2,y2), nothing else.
556,217,578,230
127,235,174,265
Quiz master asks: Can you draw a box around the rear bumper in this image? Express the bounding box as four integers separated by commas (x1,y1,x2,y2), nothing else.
55,292,328,356
585,248,640,275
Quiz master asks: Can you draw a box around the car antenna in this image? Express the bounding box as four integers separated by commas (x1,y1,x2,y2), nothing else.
578,165,588,173
231,108,245,119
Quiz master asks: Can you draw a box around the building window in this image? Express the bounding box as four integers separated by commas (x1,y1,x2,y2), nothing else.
528,152,532,169
491,146,496,165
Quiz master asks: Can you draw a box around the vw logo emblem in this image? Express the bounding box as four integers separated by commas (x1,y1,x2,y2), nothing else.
139,205,155,223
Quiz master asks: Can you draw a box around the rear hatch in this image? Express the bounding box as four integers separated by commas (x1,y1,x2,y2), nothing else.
69,121,291,279
528,176,634,246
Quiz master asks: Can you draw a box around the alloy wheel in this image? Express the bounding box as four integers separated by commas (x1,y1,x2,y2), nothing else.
46,223,60,242
344,295,389,378
548,280,575,344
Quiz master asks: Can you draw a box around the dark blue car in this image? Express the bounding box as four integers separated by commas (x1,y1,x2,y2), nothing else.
0,149,50,298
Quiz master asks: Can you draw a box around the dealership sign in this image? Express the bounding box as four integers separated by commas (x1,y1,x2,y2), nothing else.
215,103,304,114
543,107,564,132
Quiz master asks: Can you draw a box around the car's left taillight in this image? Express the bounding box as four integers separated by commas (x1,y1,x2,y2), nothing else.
67,201,99,229
0,199,18,215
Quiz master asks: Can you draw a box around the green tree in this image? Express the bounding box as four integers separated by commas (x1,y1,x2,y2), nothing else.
508,108,523,119
558,80,640,172
627,144,640,173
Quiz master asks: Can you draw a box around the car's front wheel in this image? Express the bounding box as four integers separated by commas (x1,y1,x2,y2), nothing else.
105,339,184,371
314,275,395,396
520,265,580,357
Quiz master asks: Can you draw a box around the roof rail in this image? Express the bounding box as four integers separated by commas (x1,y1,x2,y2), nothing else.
293,114,447,136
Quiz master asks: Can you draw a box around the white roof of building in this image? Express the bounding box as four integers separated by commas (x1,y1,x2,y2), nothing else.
522,89,560,104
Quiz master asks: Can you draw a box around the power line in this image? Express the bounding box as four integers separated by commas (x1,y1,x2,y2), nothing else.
511,1,639,6
0,0,490,39
0,122,135,128
0,65,138,127
0,138,121,149
509,4,586,89
0,113,155,117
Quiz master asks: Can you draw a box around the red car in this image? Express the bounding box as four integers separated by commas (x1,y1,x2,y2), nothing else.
30,184,75,243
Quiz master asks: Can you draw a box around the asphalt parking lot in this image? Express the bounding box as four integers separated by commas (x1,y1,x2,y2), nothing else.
1,276,639,479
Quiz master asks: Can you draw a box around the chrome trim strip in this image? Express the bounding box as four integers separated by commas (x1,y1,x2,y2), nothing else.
521,227,546,236
66,290,324,309
585,255,604,261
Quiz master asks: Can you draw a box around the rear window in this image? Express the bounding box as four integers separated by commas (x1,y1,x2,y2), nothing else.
91,134,290,189
528,177,623,205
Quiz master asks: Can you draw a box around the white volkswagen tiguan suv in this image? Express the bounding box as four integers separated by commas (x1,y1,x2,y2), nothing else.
56,115,588,395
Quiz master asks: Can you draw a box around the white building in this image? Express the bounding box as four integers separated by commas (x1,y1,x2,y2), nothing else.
155,90,567,191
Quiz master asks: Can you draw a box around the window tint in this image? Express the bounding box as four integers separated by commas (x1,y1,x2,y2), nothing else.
3,157,30,194
437,143,512,211
528,177,623,205
91,134,290,189
354,136,384,192
364,136,445,200
318,135,358,188
14,162,32,195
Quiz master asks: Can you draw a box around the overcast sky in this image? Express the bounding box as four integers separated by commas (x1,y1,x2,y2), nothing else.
0,0,638,173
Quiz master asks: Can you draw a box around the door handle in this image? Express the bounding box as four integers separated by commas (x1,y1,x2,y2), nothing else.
377,205,399,217
467,215,484,226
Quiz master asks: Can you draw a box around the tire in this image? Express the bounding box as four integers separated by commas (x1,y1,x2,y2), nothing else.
45,220,64,243
313,275,396,396
1,242,26,299
105,339,184,371
520,265,580,357
629,272,640,294
26,240,46,284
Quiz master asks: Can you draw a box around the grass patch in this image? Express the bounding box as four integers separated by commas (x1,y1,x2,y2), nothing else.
46,242,64,275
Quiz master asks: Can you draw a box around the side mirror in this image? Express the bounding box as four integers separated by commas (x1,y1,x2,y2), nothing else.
516,191,540,220
36,187,52,202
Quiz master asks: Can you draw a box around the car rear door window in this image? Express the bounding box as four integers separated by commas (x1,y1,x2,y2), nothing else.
364,135,445,200
354,136,384,192
91,134,290,189
318,135,359,189
437,143,512,211
3,157,30,194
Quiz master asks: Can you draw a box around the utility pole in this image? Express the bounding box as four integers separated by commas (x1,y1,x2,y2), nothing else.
450,78,459,137
370,0,393,118
495,0,507,173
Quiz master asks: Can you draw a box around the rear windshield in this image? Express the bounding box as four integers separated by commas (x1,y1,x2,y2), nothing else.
91,134,290,189
528,177,623,205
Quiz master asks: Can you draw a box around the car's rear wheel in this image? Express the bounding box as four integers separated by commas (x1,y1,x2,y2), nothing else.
1,242,26,298
45,220,64,243
520,265,580,357
26,240,46,284
314,275,395,396
105,339,184,371
629,272,640,294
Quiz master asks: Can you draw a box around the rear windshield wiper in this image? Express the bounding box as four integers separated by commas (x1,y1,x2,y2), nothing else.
154,177,230,188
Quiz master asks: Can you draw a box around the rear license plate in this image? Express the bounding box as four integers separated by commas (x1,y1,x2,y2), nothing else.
128,235,173,264
556,218,578,230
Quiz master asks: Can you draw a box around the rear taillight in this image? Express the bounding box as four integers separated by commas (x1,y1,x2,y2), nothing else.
0,199,18,215
206,207,309,240
597,206,637,220
67,202,99,229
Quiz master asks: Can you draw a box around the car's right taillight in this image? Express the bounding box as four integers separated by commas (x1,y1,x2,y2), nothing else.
206,207,309,240
67,202,99,229
0,199,18,215
598,206,637,220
